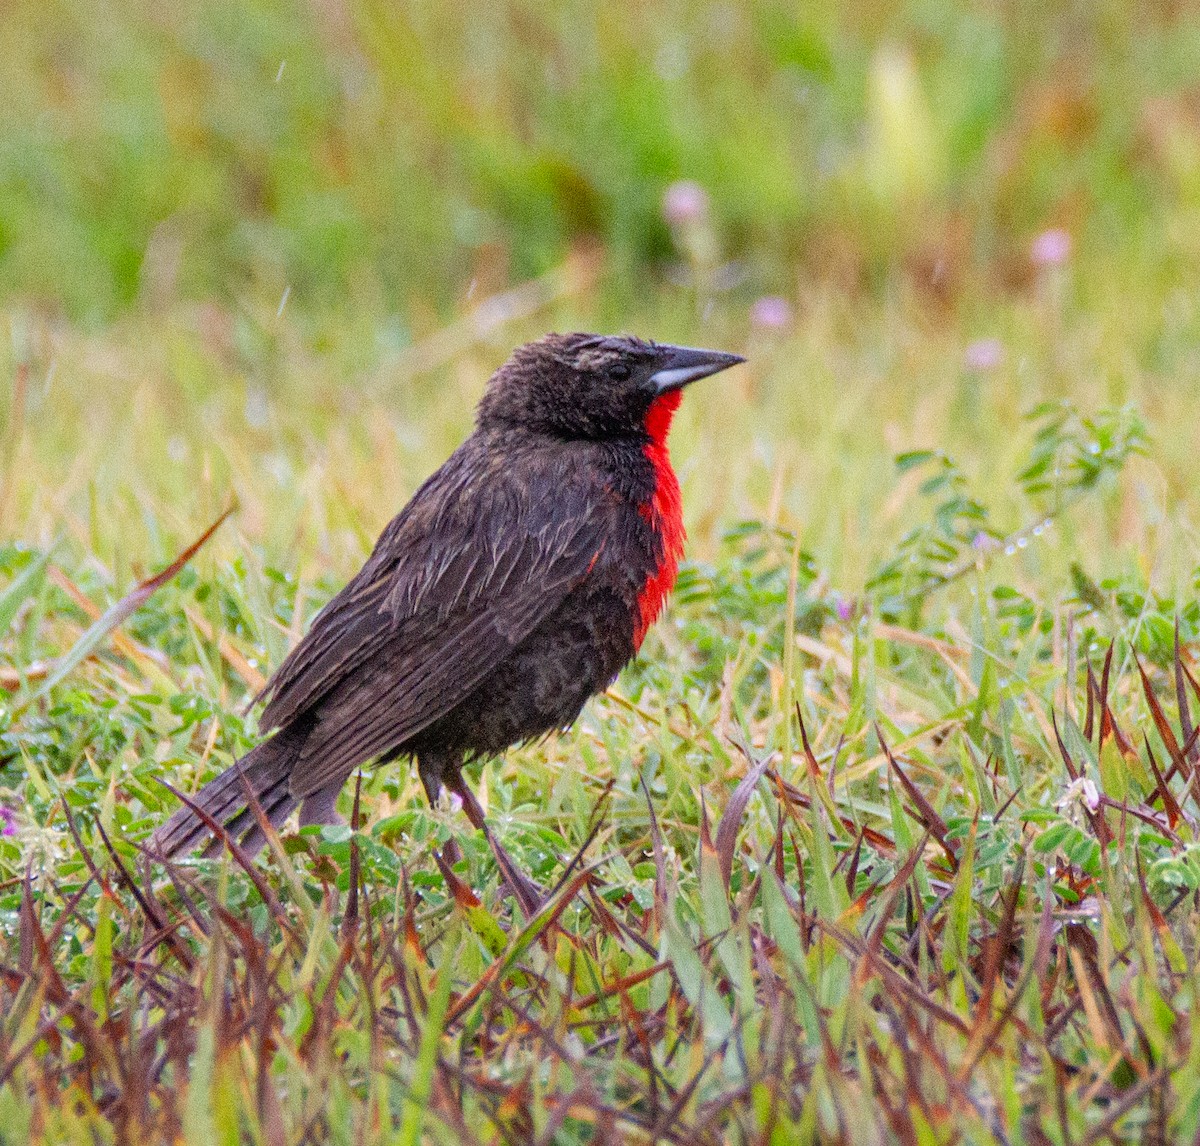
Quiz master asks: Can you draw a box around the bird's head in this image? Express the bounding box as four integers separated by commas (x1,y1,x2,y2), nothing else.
477,333,744,442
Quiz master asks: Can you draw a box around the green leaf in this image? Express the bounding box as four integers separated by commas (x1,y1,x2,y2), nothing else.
0,544,54,637
1033,822,1072,853
396,929,459,1145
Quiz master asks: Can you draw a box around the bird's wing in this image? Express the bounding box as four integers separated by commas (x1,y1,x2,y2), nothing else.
255,509,414,734
254,447,613,796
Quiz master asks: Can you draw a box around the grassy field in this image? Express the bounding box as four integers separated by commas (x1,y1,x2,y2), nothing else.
6,2,1200,1142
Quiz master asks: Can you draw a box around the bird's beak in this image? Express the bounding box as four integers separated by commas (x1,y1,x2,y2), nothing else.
647,344,746,394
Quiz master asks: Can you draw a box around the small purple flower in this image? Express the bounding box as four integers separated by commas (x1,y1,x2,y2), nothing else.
750,295,793,330
963,338,1003,371
0,806,15,837
833,595,854,623
1031,228,1071,267
662,180,710,228
971,532,1000,551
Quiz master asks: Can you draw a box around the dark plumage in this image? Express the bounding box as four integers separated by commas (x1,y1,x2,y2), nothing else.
154,333,743,858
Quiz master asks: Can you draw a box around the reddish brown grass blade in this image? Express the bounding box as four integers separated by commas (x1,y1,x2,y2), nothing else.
26,504,235,705
1084,661,1097,742
1142,736,1183,829
1175,621,1198,771
796,704,823,782
433,848,484,912
976,851,1025,1021
1136,654,1189,782
877,724,957,869
714,752,769,891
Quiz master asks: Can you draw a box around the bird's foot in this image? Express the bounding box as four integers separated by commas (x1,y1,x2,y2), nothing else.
441,773,543,916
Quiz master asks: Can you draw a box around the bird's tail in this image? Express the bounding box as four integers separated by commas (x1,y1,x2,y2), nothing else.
151,724,308,860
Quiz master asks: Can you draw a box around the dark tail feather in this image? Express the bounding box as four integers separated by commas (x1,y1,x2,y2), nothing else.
205,780,297,860
151,725,307,859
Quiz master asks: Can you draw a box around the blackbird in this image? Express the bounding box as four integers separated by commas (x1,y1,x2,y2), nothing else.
154,333,743,858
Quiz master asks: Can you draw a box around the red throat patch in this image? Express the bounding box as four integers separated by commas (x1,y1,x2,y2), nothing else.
634,390,685,647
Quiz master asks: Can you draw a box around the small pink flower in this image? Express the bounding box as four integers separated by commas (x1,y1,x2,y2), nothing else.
833,595,854,623
0,806,15,837
964,338,1002,371
750,296,793,330
1031,228,1071,267
662,180,710,227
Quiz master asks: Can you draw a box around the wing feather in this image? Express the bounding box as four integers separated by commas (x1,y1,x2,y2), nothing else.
250,443,614,795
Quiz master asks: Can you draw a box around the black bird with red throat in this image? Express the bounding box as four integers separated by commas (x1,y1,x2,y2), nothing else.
154,334,743,861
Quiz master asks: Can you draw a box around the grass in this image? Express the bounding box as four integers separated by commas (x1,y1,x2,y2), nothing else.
8,1,1200,1142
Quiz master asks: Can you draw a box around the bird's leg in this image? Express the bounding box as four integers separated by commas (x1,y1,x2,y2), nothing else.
418,754,446,808
441,766,544,917
417,751,543,915
443,770,488,833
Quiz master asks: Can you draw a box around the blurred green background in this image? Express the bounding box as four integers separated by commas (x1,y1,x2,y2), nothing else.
7,0,1200,321
4,0,1200,594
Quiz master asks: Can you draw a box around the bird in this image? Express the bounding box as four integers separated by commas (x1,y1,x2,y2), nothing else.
153,333,743,862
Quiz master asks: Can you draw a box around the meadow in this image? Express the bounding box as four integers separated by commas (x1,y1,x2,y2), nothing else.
5,1,1200,1142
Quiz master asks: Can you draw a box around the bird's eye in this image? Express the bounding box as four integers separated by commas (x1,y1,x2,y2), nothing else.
607,363,631,381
